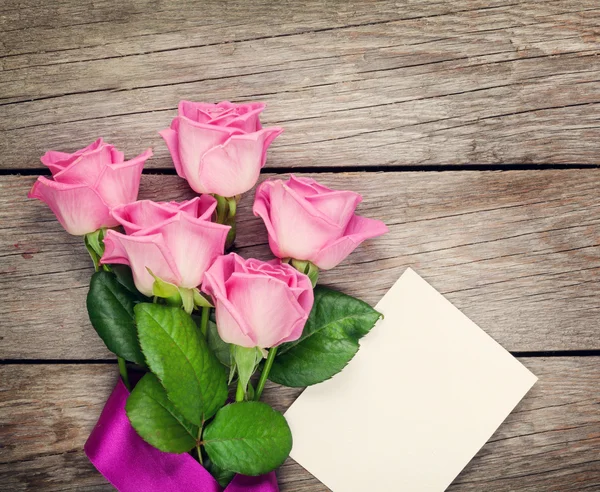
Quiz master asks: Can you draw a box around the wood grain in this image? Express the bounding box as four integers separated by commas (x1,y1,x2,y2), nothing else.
1,1,599,169
1,170,600,359
2,3,600,490
1,358,598,491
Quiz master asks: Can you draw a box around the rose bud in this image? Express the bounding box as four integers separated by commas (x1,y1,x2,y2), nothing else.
28,138,152,235
202,253,314,348
159,101,282,197
101,197,229,297
253,175,389,270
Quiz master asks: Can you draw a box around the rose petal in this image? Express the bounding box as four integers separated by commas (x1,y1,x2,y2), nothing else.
288,269,314,313
28,177,115,235
198,127,282,197
159,119,185,178
142,213,229,288
209,102,266,133
96,148,151,207
111,200,177,235
202,254,257,346
273,315,308,346
176,116,240,193
201,254,232,300
265,180,343,260
311,215,389,269
214,298,257,347
279,177,354,228
202,253,312,348
284,174,324,197
305,190,362,229
53,143,113,186
252,181,285,258
179,101,233,123
110,147,125,164
259,126,282,167
177,195,218,221
40,138,104,175
285,175,337,198
101,230,182,296
225,273,308,348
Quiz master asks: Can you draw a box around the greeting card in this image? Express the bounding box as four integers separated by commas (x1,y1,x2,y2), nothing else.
285,268,537,492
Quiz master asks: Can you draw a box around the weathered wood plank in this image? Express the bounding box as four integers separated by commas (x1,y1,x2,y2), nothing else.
1,358,598,491
0,0,453,61
1,1,599,168
1,170,599,358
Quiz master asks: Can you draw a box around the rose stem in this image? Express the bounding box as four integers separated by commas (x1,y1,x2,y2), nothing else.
254,346,278,401
117,357,131,391
200,306,210,337
235,379,245,402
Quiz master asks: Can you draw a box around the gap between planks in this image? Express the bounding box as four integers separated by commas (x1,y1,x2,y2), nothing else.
2,163,600,176
3,350,600,364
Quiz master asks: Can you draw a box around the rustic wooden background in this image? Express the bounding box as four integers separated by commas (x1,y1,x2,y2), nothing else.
1,1,599,490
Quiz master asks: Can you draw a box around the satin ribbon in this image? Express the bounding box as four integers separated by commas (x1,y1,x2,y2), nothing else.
85,379,279,492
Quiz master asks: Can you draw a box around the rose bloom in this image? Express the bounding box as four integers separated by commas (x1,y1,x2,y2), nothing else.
202,253,314,348
101,197,229,297
28,138,152,235
253,175,388,269
160,101,282,197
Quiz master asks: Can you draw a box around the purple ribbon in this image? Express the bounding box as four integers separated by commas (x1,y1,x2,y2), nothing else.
85,379,278,492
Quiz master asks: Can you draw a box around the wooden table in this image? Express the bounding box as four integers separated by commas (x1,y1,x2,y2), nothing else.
1,1,599,490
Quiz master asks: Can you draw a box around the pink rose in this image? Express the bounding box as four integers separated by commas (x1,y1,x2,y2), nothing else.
202,253,314,348
159,101,283,197
28,138,152,235
253,175,389,270
101,197,230,297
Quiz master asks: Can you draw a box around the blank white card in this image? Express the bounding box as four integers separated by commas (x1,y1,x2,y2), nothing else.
284,268,537,492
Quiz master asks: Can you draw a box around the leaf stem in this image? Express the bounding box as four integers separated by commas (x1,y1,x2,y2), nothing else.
196,426,204,466
254,346,277,401
235,379,245,402
200,306,210,337
117,357,131,391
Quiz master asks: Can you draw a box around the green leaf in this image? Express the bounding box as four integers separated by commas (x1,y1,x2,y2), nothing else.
111,265,144,297
135,303,228,425
203,402,292,476
206,320,232,367
86,271,145,366
269,286,382,387
204,459,235,488
126,373,199,453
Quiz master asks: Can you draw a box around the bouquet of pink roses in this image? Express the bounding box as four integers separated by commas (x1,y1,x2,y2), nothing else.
28,101,388,491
